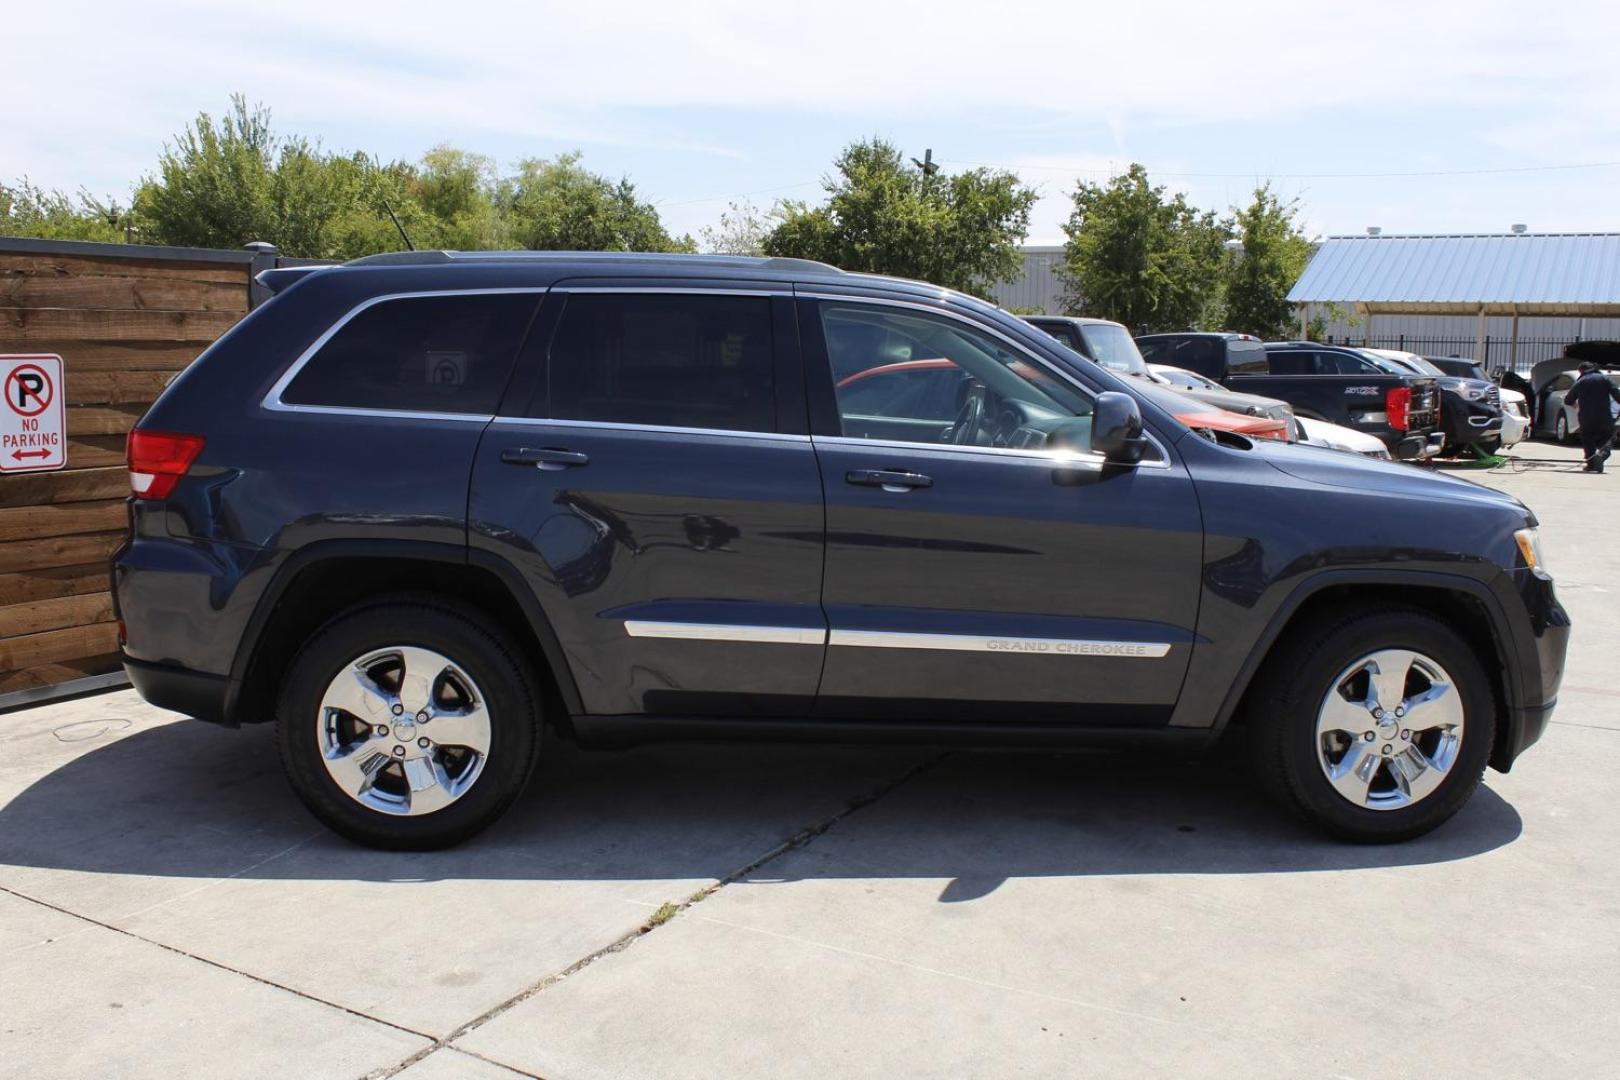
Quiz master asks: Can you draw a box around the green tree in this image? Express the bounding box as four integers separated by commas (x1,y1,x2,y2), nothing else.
1059,163,1229,332
762,138,1035,296
499,153,693,253
700,200,775,256
1223,184,1315,338
129,98,692,258
1,180,132,242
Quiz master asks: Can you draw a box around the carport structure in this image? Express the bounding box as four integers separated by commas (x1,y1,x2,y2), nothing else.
1287,231,1620,369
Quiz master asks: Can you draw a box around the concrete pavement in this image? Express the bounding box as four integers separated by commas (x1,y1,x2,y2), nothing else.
2,440,1616,1079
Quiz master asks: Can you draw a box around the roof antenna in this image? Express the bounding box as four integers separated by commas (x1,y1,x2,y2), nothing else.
382,198,415,251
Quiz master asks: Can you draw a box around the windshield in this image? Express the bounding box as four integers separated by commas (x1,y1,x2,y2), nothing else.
1362,349,1444,377
1079,323,1148,376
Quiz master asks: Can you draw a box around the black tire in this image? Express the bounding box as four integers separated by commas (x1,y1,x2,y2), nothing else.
1246,607,1494,843
276,597,542,850
1554,413,1570,443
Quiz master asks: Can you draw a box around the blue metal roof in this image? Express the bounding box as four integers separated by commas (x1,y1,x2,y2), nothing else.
1287,233,1620,315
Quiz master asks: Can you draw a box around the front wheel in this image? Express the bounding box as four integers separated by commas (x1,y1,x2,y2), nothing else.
1246,608,1494,843
1554,412,1570,443
276,599,542,849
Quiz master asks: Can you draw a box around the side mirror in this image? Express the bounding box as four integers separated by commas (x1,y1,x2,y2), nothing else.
1091,391,1148,463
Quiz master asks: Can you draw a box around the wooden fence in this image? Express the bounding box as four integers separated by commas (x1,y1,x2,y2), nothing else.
0,237,292,707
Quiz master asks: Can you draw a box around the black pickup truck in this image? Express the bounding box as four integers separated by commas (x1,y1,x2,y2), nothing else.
1136,333,1443,460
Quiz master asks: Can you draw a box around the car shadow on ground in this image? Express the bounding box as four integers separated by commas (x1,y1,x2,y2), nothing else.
0,714,1522,901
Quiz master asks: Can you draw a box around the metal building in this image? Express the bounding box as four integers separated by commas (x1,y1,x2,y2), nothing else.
987,245,1067,314
1289,232,1620,371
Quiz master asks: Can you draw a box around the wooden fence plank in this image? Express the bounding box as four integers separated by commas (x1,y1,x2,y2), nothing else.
0,652,122,694
0,253,249,285
0,592,114,639
6,341,211,371
0,532,124,574
0,563,110,607
62,435,128,469
0,622,120,672
66,405,147,437
0,274,248,313
0,500,126,543
0,308,241,342
65,370,178,406
0,467,127,509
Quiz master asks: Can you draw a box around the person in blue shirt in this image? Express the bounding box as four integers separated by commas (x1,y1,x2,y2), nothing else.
1564,362,1620,473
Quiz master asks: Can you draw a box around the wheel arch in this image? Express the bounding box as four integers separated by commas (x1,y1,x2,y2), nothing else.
1213,570,1523,771
225,541,583,729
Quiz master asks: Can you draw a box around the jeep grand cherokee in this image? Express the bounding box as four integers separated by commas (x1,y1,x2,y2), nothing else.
114,252,1568,849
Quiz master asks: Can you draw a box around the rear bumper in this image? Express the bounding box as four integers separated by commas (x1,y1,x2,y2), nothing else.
1393,432,1446,460
122,656,232,725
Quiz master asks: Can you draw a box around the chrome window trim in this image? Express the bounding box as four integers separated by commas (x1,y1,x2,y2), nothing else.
828,629,1171,658
261,287,550,417
490,416,811,443
798,291,1172,469
624,621,826,645
813,434,1103,470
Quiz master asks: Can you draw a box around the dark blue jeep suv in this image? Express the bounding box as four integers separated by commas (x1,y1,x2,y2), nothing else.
113,252,1568,849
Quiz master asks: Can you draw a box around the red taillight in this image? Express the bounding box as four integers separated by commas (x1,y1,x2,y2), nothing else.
1385,387,1411,432
126,430,205,500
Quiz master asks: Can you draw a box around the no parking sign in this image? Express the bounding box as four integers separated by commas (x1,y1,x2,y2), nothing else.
1,354,67,474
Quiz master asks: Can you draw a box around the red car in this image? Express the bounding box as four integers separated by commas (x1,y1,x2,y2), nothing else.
836,358,1291,442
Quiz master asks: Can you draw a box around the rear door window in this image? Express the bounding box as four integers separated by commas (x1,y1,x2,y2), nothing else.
1266,351,1313,375
280,293,539,414
545,292,776,432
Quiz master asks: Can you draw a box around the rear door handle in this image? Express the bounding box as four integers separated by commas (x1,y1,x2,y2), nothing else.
846,468,933,492
501,446,590,471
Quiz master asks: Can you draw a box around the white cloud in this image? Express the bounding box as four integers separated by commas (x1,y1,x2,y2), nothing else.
6,0,1620,232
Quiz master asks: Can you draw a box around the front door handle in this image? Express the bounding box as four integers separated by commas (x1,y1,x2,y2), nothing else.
846,468,933,492
501,446,590,471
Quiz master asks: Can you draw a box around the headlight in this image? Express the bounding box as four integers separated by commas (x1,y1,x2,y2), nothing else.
1514,527,1551,579
1464,388,1486,401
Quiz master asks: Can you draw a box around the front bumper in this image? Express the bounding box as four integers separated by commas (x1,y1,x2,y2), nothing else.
1492,569,1570,771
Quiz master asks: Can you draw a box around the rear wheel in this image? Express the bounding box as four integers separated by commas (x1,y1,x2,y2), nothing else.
1247,608,1494,842
1554,412,1570,443
277,599,541,849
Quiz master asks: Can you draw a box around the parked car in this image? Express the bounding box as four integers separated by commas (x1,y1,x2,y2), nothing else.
1424,358,1530,448
115,252,1567,849
1529,365,1620,442
837,357,1291,443
1147,364,1296,435
1022,315,1148,377
1363,349,1504,455
1294,415,1393,459
1136,334,1443,460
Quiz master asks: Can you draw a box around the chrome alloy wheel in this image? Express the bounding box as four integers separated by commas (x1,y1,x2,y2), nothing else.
316,646,492,816
1314,649,1465,811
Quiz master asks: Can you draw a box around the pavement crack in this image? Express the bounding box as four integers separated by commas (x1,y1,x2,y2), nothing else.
361,750,947,1079
0,883,434,1045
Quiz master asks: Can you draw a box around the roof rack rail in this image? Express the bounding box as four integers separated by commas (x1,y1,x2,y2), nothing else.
343,250,842,273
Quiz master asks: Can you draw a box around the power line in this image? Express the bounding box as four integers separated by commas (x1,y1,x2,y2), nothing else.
655,179,820,209
941,158,1620,180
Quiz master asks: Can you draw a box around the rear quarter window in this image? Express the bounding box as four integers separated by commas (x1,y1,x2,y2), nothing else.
280,293,537,414
1226,340,1268,375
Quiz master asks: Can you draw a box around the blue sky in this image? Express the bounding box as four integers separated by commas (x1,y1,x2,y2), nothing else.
8,0,1619,245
